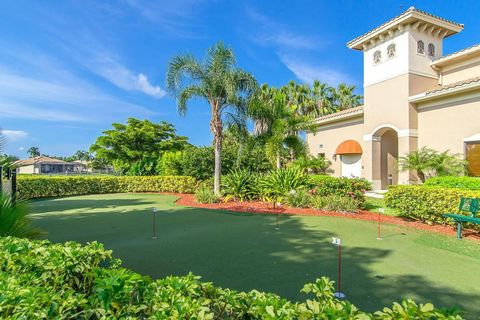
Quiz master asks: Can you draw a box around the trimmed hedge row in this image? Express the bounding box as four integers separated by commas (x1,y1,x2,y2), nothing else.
17,175,198,199
424,176,480,190
0,236,462,319
384,185,480,227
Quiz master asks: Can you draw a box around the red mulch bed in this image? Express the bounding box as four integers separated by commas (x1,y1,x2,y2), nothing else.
168,193,480,241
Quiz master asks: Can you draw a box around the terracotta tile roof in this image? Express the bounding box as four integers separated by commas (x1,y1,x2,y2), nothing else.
431,43,480,65
315,106,364,123
347,7,463,48
426,77,480,95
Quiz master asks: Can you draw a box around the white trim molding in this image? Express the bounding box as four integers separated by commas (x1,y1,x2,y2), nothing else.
464,133,480,142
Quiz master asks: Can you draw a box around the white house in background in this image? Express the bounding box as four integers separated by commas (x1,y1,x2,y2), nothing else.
14,156,87,174
307,7,480,190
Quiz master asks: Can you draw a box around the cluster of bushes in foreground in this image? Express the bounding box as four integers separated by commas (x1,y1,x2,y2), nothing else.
17,175,198,199
196,167,371,213
0,236,462,319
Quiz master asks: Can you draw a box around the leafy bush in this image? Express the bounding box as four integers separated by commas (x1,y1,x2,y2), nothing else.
222,169,257,201
17,175,198,199
309,175,371,206
399,147,467,182
258,166,309,202
292,155,332,174
0,236,462,319
286,189,311,208
0,193,43,238
311,194,360,213
424,176,480,190
195,186,220,204
385,185,480,227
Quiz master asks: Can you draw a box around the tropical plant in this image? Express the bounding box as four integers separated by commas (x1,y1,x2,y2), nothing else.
0,194,43,238
167,41,258,194
292,154,332,174
27,146,40,157
90,118,188,174
221,169,257,202
286,189,311,208
309,80,336,117
248,85,314,168
258,166,309,202
156,151,184,176
399,147,467,183
195,186,220,204
332,83,363,110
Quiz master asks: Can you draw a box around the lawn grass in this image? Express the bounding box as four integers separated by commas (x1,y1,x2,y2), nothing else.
30,193,480,318
364,196,401,216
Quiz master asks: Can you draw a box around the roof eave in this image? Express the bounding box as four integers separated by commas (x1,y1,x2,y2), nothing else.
315,110,364,126
409,82,480,103
347,10,463,51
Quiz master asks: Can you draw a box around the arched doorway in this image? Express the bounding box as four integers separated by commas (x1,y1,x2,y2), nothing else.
335,140,363,178
372,127,398,189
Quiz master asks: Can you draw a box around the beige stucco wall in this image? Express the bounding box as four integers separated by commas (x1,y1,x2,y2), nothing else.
441,57,480,85
307,117,365,177
17,165,35,174
417,90,480,154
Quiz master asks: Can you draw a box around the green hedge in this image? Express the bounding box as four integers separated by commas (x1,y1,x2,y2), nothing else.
0,236,462,319
384,185,480,227
17,175,198,199
424,176,480,190
309,175,372,205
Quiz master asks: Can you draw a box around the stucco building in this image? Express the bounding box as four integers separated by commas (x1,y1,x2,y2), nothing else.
307,7,480,190
15,156,87,174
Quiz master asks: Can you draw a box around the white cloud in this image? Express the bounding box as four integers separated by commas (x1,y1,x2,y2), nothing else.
2,130,28,142
280,55,354,86
18,146,25,151
0,67,157,123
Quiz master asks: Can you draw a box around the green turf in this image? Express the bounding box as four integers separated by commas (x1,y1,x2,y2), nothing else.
30,193,480,318
364,196,401,216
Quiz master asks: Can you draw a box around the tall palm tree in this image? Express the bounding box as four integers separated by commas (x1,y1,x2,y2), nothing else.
166,42,257,194
249,86,314,168
333,83,363,110
310,80,335,117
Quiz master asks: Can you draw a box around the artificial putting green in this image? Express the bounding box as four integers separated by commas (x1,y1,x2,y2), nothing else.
30,193,480,318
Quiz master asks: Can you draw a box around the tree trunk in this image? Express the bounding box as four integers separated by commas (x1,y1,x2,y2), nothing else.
276,151,281,169
211,104,223,195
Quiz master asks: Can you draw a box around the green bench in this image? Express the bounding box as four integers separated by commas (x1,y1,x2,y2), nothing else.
443,197,480,239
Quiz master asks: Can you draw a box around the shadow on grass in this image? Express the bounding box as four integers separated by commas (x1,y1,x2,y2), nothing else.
32,196,479,318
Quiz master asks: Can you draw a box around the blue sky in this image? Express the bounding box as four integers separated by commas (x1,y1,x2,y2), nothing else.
1,0,479,158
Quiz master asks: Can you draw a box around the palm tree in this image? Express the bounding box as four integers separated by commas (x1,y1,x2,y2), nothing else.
167,42,258,194
310,80,335,117
27,146,40,158
399,147,436,183
249,86,314,168
333,83,363,110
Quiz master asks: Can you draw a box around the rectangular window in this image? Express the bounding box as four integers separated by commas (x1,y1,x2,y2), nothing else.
466,143,480,176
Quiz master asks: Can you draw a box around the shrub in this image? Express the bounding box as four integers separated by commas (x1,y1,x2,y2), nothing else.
309,175,371,206
222,169,257,201
291,155,332,174
258,166,309,202
17,175,198,199
424,176,480,190
286,189,311,208
311,194,360,213
0,236,462,319
195,186,220,204
384,185,480,227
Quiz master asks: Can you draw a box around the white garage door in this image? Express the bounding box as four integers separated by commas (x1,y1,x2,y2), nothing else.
341,155,361,178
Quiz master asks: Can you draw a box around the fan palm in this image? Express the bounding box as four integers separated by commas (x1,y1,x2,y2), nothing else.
166,42,258,194
310,80,335,116
333,83,363,110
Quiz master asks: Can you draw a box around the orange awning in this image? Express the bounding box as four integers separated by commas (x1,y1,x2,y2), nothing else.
335,140,362,155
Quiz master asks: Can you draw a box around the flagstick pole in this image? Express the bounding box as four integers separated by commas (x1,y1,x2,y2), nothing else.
377,208,384,240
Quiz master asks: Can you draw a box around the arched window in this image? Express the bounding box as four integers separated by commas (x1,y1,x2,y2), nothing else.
428,43,435,57
417,40,425,54
373,50,381,64
387,44,396,58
